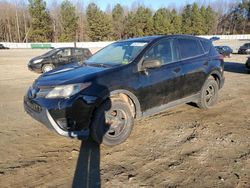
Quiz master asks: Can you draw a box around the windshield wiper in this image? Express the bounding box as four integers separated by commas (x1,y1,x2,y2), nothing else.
87,63,110,68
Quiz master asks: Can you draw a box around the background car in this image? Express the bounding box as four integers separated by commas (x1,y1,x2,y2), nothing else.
215,45,233,57
28,47,92,73
0,44,9,49
210,36,220,41
238,43,250,54
246,57,250,73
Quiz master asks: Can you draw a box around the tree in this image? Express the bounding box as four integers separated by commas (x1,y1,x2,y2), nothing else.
190,3,204,35
112,4,125,40
205,6,216,34
170,9,182,34
59,0,78,42
86,3,112,41
125,6,153,37
153,8,172,35
182,4,193,34
28,0,52,42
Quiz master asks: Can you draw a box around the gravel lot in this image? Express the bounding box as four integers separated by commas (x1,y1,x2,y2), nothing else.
0,49,250,187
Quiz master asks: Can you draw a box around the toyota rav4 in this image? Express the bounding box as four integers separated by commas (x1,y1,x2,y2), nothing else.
24,35,225,146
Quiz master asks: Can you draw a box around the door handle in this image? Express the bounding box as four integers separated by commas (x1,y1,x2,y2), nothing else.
173,67,181,73
204,61,208,66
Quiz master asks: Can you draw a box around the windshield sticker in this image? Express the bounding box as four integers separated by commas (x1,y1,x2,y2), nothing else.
130,42,147,47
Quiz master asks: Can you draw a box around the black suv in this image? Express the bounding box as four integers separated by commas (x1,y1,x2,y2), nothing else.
28,47,92,73
24,35,224,146
238,43,250,54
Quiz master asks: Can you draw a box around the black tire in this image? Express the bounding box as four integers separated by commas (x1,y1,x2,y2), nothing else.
197,78,219,109
91,99,134,146
42,64,54,73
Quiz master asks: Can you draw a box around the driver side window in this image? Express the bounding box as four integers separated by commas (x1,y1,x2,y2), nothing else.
144,38,179,64
57,49,71,57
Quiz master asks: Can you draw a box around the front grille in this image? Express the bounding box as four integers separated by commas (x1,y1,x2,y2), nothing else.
25,97,42,112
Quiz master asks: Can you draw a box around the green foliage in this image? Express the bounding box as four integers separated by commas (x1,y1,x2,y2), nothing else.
205,6,216,34
190,3,204,35
182,4,193,34
59,0,78,42
28,0,53,42
112,4,125,40
86,3,112,41
124,6,153,38
170,9,182,34
153,8,172,35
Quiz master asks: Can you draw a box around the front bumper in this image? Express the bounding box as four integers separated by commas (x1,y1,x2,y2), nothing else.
28,63,42,73
24,94,97,139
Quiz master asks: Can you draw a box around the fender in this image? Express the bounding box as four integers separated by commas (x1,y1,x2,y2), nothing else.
100,89,142,119
206,69,224,88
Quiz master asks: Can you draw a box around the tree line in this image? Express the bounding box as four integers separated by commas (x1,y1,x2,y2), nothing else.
0,0,250,42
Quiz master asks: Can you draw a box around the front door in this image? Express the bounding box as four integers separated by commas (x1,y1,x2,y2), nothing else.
56,48,72,66
136,38,184,112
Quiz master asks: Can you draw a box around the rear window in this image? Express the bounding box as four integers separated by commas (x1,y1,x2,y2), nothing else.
178,38,204,59
200,40,211,53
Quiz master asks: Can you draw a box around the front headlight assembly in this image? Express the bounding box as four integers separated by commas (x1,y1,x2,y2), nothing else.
33,59,43,64
37,83,91,99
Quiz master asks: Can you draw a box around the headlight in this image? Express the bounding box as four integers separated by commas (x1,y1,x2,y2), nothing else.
33,59,43,64
37,83,91,99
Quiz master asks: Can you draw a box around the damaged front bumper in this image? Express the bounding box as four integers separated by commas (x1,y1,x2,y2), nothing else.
23,94,97,139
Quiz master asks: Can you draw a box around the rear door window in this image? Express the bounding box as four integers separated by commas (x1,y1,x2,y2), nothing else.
144,38,179,65
200,40,211,53
73,48,84,56
178,38,204,59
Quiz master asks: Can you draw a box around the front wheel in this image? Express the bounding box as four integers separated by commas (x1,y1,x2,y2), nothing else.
91,99,134,146
197,78,219,109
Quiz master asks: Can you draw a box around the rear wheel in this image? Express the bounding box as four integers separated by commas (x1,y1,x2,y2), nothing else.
197,78,219,109
42,64,54,73
91,99,134,146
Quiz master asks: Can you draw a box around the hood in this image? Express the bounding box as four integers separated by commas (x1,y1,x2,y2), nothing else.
35,64,109,86
30,54,50,63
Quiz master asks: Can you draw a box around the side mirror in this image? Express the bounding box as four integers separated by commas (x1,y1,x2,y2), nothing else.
142,58,162,69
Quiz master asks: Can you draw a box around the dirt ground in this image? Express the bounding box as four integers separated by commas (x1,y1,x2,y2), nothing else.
0,49,250,188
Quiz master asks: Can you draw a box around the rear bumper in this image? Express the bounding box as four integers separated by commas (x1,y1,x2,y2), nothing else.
23,95,97,139
220,76,225,89
246,61,250,69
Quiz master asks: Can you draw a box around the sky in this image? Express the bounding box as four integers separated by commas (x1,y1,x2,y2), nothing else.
44,0,234,11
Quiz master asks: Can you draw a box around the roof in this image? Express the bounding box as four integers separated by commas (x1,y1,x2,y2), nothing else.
120,34,210,43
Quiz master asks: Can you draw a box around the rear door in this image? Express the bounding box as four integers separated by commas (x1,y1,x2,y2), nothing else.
177,38,208,97
137,38,184,112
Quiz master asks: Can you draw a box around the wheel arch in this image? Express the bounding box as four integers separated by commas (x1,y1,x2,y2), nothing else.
207,69,223,89
101,89,142,119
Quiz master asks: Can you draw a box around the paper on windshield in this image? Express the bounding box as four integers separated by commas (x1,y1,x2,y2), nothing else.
130,42,147,47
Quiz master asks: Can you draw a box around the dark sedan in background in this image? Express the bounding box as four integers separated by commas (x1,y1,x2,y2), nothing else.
215,45,233,57
28,47,92,73
238,43,250,54
0,44,9,49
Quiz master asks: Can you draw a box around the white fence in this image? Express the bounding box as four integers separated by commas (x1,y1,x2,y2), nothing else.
0,41,114,49
1,35,250,49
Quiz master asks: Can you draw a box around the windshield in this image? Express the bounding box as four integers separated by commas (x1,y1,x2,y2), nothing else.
43,49,59,56
85,41,148,66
